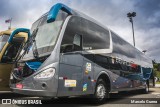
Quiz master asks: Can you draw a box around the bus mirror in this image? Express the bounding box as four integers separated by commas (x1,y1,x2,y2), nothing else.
47,3,72,23
8,28,31,43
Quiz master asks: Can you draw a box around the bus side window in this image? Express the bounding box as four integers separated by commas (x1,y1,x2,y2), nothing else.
60,16,82,53
60,34,82,53
81,18,110,50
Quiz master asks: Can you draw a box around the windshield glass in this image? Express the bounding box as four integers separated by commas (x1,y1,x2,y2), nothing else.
22,10,68,59
0,35,9,51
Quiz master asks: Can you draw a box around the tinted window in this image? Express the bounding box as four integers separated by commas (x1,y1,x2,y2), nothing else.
81,18,110,50
61,16,82,53
95,55,110,69
111,32,136,58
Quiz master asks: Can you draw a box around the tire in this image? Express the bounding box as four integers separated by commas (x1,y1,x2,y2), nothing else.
141,81,149,94
92,79,109,104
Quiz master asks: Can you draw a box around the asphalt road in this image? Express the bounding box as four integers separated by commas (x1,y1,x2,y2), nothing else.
0,87,160,107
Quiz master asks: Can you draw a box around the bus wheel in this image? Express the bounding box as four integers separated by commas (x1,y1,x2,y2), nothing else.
142,82,149,94
93,79,109,103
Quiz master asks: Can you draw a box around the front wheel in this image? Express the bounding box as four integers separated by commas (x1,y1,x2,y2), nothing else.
141,81,149,94
93,79,109,103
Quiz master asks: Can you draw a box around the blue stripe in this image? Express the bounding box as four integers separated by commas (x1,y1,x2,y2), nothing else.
26,62,42,71
47,3,73,23
143,70,152,80
8,28,31,43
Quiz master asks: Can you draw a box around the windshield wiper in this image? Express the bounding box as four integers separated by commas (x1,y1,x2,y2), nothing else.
16,28,39,62
32,34,39,59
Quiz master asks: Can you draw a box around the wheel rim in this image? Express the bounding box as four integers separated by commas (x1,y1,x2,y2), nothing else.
96,84,106,99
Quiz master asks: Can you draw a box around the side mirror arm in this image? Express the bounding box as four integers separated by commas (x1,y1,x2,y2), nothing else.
8,28,31,43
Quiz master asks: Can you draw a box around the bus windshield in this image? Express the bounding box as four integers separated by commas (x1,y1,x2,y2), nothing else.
0,35,9,52
23,10,68,59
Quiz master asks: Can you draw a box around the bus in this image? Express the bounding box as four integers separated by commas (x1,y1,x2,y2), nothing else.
0,28,29,91
10,3,153,103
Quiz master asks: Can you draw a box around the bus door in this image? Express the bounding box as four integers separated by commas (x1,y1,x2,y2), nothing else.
82,52,94,94
58,34,84,96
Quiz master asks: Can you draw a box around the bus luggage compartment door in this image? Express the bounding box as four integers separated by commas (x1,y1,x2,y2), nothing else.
82,54,94,94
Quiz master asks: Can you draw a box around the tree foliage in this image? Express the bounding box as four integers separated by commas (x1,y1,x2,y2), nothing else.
153,63,160,78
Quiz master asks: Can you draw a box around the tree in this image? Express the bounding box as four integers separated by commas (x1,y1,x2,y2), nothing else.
153,63,160,78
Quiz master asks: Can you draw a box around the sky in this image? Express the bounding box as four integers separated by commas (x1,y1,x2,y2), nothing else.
0,0,160,62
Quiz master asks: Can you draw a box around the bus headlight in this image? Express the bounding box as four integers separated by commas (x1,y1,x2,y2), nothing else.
34,68,55,79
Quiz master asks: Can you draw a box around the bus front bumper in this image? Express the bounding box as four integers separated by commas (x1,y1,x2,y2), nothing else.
11,88,57,97
10,75,58,97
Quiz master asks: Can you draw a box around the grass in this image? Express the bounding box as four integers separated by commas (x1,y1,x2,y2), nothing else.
156,81,160,84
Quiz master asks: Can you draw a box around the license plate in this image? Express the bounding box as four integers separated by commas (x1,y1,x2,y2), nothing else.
16,84,23,89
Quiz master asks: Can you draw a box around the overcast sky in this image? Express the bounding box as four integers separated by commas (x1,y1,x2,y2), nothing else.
0,0,160,62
